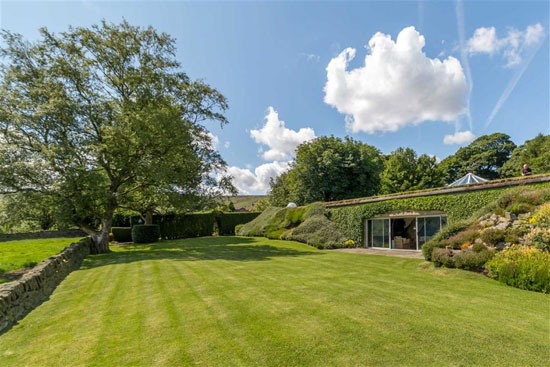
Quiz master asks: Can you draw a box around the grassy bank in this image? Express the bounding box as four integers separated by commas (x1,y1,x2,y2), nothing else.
0,238,81,283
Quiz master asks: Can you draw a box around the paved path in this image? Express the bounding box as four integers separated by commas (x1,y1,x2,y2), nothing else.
333,248,424,259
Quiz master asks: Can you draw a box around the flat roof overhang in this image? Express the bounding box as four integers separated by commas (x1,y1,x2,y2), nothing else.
325,174,550,209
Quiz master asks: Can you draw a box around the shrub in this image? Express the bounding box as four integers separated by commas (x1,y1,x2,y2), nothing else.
216,212,261,235
159,213,216,239
111,227,132,242
506,203,533,216
454,248,494,271
480,228,506,245
422,241,446,261
523,228,550,252
472,243,487,253
131,224,160,243
486,245,550,293
446,227,478,248
235,224,244,233
432,248,455,268
288,214,347,249
529,203,550,228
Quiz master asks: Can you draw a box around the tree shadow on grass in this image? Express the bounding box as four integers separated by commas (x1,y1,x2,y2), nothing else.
81,236,322,269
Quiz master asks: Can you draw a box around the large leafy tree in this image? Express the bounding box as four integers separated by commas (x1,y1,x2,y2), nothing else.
439,133,516,183
0,21,232,253
380,148,444,194
499,134,550,177
269,136,384,205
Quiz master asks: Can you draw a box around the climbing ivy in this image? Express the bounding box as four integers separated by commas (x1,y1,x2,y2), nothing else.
328,183,550,244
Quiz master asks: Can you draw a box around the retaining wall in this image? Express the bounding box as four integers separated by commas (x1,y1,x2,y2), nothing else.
0,229,87,242
0,237,91,333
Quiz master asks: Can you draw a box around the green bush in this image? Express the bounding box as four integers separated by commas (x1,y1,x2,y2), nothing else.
480,228,506,245
422,241,446,261
486,245,550,293
111,227,132,242
158,213,216,239
131,224,160,243
506,203,533,216
454,249,494,271
471,243,487,253
235,224,244,233
216,212,261,235
432,248,455,268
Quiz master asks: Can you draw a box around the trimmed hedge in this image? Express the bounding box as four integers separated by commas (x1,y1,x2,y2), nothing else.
216,212,261,235
158,213,216,240
112,212,260,240
131,224,160,243
111,227,132,242
329,182,550,246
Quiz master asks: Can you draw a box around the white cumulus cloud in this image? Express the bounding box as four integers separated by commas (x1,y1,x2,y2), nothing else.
223,161,291,194
250,107,316,161
324,26,468,134
443,130,475,145
467,23,545,67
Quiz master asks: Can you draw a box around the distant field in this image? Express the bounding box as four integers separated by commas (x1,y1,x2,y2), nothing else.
0,238,80,283
226,195,267,209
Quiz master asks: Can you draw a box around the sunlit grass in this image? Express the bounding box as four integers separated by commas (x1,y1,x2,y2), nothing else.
1,236,548,366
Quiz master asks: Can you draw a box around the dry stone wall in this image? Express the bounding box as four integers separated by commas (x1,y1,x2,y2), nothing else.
0,237,91,333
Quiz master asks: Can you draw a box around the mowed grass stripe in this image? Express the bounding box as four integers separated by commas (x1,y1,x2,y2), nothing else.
1,236,549,367
168,260,258,366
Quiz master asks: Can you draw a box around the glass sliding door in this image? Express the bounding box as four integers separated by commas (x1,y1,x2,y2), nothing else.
371,219,390,248
425,217,441,243
417,216,447,249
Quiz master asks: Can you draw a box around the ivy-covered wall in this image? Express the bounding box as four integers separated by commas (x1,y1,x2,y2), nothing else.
329,182,550,244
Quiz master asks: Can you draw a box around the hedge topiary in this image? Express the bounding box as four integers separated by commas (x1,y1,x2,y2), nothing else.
111,227,132,242
131,224,160,243
216,212,261,235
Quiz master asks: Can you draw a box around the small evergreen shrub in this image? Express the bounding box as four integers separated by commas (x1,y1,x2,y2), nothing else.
422,241,446,261
480,228,506,246
486,245,550,293
506,203,533,216
112,227,132,242
454,248,494,271
471,243,487,253
132,224,160,243
523,228,550,252
432,248,455,268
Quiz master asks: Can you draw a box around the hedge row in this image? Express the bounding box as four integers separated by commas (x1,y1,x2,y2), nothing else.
217,212,261,235
328,182,550,245
111,212,260,240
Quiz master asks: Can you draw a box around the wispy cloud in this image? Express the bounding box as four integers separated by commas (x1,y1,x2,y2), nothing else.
485,37,546,129
300,53,320,62
455,0,473,131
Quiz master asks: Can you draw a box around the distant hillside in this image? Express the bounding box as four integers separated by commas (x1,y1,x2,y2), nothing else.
225,195,267,210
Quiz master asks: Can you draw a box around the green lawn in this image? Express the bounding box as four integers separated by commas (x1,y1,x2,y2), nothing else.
0,238,81,283
0,237,548,366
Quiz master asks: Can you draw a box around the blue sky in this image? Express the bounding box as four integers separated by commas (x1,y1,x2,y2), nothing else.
1,1,549,193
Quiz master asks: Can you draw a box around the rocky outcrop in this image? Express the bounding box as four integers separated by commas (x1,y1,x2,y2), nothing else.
0,237,91,333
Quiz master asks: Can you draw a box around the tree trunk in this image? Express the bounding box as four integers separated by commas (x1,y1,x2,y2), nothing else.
89,214,113,254
144,210,153,225
90,231,110,254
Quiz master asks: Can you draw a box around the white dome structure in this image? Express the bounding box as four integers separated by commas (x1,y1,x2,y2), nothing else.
448,173,488,187
286,202,297,208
